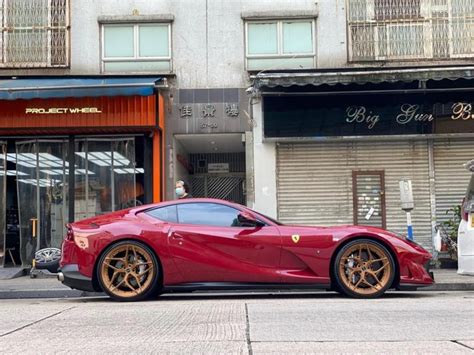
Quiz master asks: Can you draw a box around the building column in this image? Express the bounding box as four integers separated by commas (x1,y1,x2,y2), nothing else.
252,99,278,218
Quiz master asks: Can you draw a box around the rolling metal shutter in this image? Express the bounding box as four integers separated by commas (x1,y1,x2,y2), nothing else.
434,139,473,227
277,140,433,248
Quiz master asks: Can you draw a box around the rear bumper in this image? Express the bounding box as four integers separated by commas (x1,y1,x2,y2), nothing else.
58,264,95,292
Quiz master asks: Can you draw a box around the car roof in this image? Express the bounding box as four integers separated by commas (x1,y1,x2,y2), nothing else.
134,198,245,212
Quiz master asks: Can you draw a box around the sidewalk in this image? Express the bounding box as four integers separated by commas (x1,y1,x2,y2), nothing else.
0,269,472,299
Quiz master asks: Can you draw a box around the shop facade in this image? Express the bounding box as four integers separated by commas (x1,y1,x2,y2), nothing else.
251,67,474,251
0,78,165,268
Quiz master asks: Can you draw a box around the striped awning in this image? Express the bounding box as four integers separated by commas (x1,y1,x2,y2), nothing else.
252,66,474,88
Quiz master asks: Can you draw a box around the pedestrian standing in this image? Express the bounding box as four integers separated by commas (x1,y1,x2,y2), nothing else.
175,180,193,199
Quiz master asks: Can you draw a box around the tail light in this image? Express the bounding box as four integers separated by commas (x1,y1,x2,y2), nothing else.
461,197,469,222
65,224,74,241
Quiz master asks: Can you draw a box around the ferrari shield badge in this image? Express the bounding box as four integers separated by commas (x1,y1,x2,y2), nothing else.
291,234,300,243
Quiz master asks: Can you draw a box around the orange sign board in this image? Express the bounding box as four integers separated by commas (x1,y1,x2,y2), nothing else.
0,95,157,133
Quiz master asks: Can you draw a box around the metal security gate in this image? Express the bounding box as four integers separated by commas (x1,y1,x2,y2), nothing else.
434,139,473,227
190,175,245,205
277,140,433,249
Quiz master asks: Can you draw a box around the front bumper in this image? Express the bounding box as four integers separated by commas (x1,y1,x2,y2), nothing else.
58,264,95,292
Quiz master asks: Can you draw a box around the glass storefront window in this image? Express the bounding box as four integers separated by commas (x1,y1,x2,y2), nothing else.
16,140,68,267
75,138,138,220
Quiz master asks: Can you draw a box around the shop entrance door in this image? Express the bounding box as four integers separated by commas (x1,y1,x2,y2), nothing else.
16,140,68,267
0,142,6,267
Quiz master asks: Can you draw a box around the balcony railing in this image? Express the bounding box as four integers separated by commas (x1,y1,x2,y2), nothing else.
0,0,69,68
347,0,474,62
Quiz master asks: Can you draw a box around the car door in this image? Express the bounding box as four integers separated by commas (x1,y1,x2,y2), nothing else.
168,202,282,283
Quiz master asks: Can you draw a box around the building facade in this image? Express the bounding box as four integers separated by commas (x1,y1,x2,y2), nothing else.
0,0,473,269
248,0,474,252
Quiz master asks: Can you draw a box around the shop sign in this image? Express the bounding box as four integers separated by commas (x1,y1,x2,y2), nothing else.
208,163,229,173
263,93,474,138
25,107,103,114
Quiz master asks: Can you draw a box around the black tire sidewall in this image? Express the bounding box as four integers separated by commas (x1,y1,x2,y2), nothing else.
35,260,60,273
97,240,160,302
334,239,395,299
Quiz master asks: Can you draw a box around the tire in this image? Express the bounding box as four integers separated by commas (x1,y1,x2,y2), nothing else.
333,239,395,299
35,248,61,273
97,240,160,302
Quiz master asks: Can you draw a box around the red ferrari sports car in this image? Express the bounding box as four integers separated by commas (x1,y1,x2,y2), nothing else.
59,198,433,301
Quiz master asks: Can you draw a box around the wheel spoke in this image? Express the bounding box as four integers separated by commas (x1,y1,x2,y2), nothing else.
137,265,154,276
110,270,122,285
374,262,389,274
366,245,373,261
110,278,126,292
123,276,139,294
367,270,381,284
103,262,122,271
130,273,143,291
352,276,365,289
371,257,388,263
132,246,138,262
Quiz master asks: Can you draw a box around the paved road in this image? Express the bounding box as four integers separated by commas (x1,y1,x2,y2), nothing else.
1,291,473,354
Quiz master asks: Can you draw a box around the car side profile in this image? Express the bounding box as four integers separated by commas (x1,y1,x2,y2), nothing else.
59,198,434,301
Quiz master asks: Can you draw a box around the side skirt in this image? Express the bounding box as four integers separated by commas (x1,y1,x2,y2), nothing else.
163,282,332,293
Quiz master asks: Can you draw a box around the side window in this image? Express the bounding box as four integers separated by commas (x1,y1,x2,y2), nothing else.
145,205,178,223
177,203,243,227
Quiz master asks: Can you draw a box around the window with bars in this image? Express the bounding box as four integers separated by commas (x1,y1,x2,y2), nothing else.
0,0,69,68
347,0,474,61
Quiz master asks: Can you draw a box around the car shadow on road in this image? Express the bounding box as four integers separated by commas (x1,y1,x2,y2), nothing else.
66,290,436,303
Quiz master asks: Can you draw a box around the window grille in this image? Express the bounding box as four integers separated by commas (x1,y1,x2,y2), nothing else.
347,0,474,61
0,0,69,68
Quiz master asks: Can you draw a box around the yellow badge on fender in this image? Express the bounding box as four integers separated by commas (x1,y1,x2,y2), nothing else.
291,234,300,243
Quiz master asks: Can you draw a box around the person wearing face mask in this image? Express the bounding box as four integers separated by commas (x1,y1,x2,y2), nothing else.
175,180,193,199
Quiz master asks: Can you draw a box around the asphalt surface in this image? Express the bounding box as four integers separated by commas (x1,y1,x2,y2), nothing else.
0,291,473,354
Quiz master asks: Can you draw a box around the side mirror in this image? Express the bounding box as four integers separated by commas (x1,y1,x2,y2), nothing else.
237,211,258,226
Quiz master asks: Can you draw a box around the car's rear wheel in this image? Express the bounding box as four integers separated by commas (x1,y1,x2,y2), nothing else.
97,241,160,302
334,239,395,298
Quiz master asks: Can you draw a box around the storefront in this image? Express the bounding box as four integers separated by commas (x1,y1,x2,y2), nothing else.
0,78,166,269
251,66,474,250
166,88,252,205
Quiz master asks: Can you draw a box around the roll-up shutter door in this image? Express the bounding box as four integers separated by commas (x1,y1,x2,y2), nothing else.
277,140,433,248
434,139,473,227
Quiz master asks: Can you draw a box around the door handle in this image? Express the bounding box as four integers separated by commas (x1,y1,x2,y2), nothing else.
171,233,184,240
169,232,184,245
30,218,38,238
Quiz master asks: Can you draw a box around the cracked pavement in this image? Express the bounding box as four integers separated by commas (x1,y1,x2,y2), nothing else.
0,291,473,354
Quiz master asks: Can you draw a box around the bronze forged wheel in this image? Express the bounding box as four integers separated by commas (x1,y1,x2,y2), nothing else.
98,241,160,301
334,239,395,298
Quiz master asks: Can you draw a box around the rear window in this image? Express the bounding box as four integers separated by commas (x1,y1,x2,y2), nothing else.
145,205,178,223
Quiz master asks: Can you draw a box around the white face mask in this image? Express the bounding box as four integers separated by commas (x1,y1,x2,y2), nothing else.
175,187,185,197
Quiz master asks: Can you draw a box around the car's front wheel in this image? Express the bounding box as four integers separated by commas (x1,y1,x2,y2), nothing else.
97,241,160,301
334,239,395,298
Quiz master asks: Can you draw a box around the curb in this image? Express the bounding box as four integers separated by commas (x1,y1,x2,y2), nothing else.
0,290,104,299
422,283,474,292
0,285,472,299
